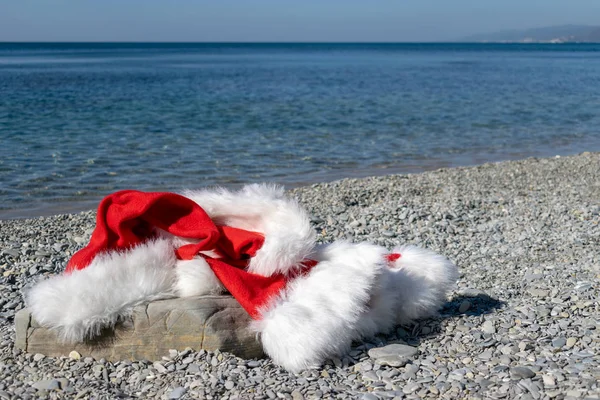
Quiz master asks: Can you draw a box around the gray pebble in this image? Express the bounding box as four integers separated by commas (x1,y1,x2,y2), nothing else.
458,300,471,313
368,343,418,360
552,337,566,348
168,386,187,399
32,380,60,391
511,367,536,379
482,320,496,334
361,394,380,400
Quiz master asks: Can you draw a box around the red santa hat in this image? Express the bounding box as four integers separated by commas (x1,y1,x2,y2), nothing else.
64,189,317,319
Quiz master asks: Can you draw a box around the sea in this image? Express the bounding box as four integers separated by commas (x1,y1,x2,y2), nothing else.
1,43,599,219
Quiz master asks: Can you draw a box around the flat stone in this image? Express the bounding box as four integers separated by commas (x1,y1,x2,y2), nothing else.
552,337,566,349
373,355,411,367
32,380,60,391
403,382,421,394
523,273,543,282
482,320,496,334
153,362,167,374
528,289,549,297
511,367,536,379
543,374,556,387
168,387,187,399
362,371,379,381
361,394,380,400
2,249,20,258
459,288,486,297
291,390,304,400
15,295,264,362
574,281,592,292
458,300,471,313
368,343,419,359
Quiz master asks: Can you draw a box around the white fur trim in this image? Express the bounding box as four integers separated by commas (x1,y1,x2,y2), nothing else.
174,257,225,297
387,245,459,324
24,239,177,342
252,242,386,372
184,184,316,277
351,246,458,339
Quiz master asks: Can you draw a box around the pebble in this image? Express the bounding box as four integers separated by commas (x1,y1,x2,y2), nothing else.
153,362,167,374
374,355,411,367
511,367,536,379
32,380,60,391
482,320,496,334
168,387,187,399
458,300,471,313
403,382,421,394
543,375,556,387
459,288,486,297
529,288,549,297
368,343,418,359
0,153,599,399
361,394,379,400
552,337,566,349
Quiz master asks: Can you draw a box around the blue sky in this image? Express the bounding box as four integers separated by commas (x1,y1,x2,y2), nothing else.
1,0,599,42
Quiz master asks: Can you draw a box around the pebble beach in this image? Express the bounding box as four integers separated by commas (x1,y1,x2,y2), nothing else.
0,152,598,399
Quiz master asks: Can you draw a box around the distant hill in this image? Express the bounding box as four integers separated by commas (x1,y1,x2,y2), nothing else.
460,25,600,43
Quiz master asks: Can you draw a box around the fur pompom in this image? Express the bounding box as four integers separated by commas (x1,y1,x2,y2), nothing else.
388,245,459,323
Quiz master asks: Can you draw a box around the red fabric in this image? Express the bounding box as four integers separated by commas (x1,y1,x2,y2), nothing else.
67,190,221,271
65,190,297,319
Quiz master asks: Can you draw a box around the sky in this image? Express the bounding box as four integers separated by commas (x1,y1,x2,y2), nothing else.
1,0,599,42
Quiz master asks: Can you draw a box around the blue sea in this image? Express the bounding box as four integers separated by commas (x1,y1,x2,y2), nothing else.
1,43,599,219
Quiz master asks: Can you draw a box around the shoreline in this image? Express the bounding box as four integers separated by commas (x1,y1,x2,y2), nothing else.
1,152,599,398
1,150,593,220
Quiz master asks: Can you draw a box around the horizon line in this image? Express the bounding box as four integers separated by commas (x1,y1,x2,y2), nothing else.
1,40,597,44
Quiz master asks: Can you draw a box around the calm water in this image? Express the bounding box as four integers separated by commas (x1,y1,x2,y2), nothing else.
1,43,600,219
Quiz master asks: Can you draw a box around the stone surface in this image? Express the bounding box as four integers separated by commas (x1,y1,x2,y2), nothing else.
32,379,60,391
458,300,471,313
511,367,536,379
368,343,418,367
15,295,264,362
168,386,187,399
373,355,412,367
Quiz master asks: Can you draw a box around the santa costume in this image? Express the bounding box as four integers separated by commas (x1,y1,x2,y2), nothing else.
25,184,458,372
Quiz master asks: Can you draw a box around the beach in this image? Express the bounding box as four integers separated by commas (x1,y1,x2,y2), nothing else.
0,152,598,399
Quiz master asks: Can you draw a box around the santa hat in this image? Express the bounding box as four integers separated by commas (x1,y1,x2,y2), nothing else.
25,184,458,372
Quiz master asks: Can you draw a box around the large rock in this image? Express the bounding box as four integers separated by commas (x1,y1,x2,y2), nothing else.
15,295,264,361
